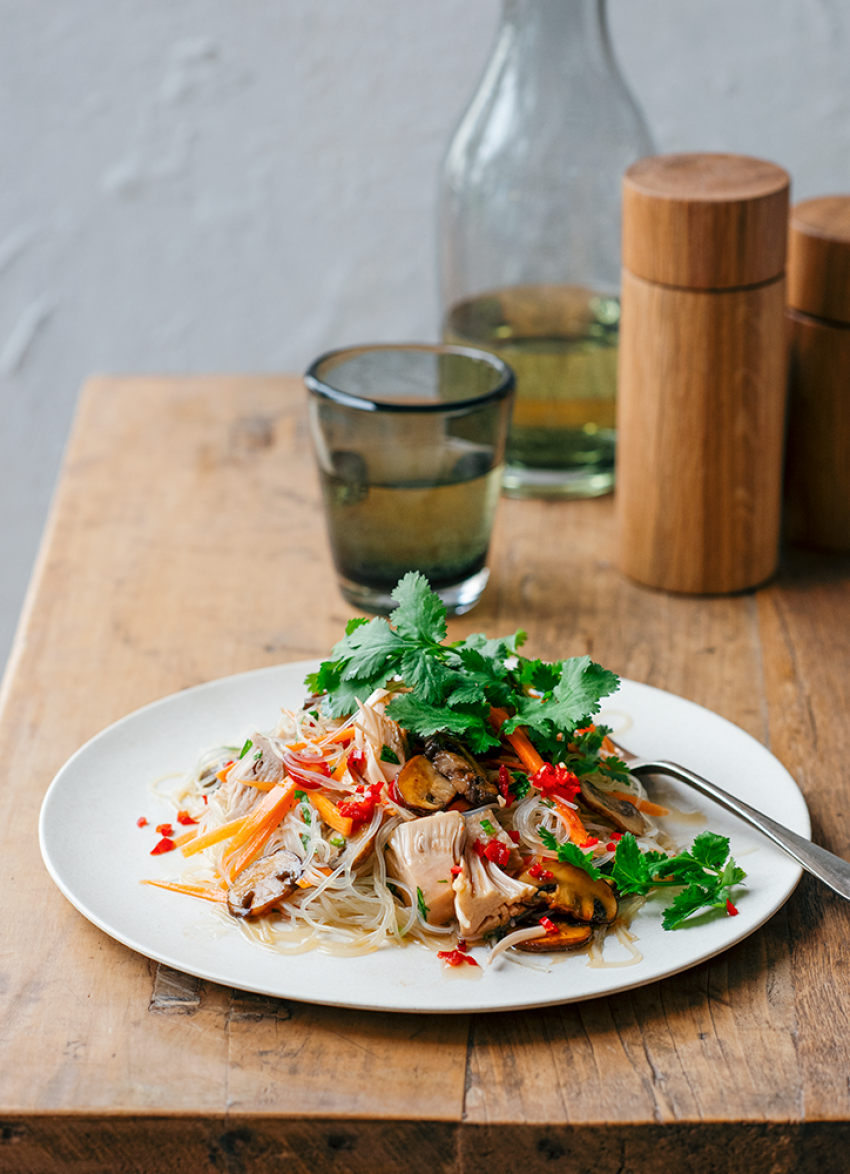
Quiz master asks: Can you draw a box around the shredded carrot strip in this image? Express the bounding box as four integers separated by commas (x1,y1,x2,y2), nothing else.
327,725,355,744
172,829,198,848
297,865,334,889
215,763,234,783
223,782,297,881
610,790,669,817
331,748,351,782
310,792,353,836
552,795,591,847
182,815,248,857
489,707,546,775
140,879,227,903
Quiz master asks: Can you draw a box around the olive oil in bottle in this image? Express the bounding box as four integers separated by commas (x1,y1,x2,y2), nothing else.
444,285,620,497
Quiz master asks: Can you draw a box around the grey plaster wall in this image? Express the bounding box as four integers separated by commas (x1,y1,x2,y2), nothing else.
1,0,848,672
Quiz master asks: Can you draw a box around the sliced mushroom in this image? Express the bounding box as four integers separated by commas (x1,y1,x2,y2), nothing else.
580,776,648,836
423,734,499,808
518,857,619,924
514,920,593,953
226,849,303,919
396,754,458,813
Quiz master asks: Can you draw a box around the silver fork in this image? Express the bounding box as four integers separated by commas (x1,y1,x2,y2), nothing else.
608,738,850,901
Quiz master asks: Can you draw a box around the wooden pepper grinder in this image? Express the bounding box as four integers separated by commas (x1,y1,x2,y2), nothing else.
784,196,850,550
616,153,790,594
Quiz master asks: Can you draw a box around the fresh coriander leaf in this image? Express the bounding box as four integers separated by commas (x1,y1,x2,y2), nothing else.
569,759,612,778
445,647,512,709
537,827,603,879
305,659,344,699
510,772,530,799
380,744,400,765
337,620,405,681
688,831,732,872
344,617,370,636
459,631,526,659
462,722,503,755
609,830,746,929
416,886,430,919
386,693,483,740
596,756,632,784
719,858,747,888
555,840,604,880
442,678,490,708
391,572,447,645
610,833,659,896
571,725,606,755
321,675,378,719
516,657,561,695
661,883,719,930
397,649,456,704
507,655,620,736
651,852,708,884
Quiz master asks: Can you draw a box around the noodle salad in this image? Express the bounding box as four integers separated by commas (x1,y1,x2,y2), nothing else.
143,575,745,968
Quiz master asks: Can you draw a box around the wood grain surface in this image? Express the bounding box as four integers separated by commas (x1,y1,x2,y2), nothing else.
615,270,787,593
785,309,850,551
2,376,850,1173
622,153,789,290
788,195,850,324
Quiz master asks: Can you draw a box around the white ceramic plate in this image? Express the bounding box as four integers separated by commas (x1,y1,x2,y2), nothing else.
39,662,809,1014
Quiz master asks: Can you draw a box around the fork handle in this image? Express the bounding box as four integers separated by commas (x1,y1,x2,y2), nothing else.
638,759,850,901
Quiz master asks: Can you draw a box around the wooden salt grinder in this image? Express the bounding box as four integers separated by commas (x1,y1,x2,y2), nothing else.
784,196,850,551
616,153,790,594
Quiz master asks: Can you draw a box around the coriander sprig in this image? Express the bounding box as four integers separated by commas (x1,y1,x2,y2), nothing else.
305,572,619,759
610,831,746,929
538,827,745,929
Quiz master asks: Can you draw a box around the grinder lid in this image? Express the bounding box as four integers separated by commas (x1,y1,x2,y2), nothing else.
788,196,850,324
622,152,790,290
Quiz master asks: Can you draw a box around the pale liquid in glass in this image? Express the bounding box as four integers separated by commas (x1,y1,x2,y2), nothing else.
320,460,502,594
445,285,619,497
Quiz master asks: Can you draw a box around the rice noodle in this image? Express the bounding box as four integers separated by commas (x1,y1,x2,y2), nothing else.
150,694,681,967
487,926,548,963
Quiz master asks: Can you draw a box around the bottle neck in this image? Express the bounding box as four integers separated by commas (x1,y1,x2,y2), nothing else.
499,0,611,74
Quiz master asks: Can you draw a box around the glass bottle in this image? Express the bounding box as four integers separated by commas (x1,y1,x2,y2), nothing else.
439,0,654,498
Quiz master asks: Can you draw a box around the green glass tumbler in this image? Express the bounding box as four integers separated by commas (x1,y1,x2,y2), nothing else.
305,343,515,615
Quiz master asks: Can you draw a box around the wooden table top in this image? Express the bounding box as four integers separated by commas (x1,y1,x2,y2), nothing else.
4,375,850,1173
